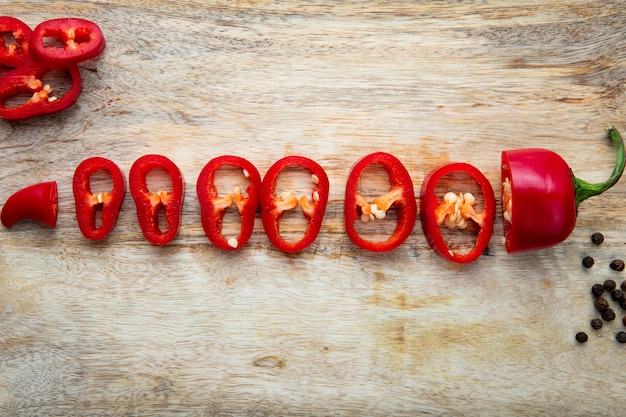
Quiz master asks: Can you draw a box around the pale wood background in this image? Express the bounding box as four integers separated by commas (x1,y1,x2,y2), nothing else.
2,1,626,416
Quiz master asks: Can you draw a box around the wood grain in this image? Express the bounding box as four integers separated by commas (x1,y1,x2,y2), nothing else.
2,1,626,416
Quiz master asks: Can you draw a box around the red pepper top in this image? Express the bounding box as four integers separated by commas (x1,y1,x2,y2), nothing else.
344,152,417,252
260,156,329,253
129,154,184,246
0,16,32,67
73,157,126,241
30,18,105,69
0,59,82,120
420,162,496,263
196,155,261,250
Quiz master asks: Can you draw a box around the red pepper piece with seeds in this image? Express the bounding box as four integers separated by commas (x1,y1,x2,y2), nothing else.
129,155,184,245
344,152,417,252
30,18,105,69
73,157,125,241
420,162,496,263
501,126,625,253
0,16,32,67
196,155,261,250
1,181,58,228
260,156,329,253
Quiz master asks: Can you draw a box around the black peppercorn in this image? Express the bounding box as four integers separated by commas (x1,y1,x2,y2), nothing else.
621,300,626,311
594,297,610,312
582,256,595,268
612,290,625,302
610,260,625,272
623,316,626,327
604,279,617,292
591,284,605,297
576,332,588,343
590,318,603,330
616,332,626,344
622,281,626,292
591,232,604,246
602,308,616,322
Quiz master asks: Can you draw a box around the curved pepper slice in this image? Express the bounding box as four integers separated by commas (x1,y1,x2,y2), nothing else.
1,181,58,228
260,156,329,253
30,18,105,69
73,157,125,241
0,58,82,120
196,155,261,250
344,152,417,252
502,126,625,253
0,16,32,67
129,154,184,245
420,162,496,263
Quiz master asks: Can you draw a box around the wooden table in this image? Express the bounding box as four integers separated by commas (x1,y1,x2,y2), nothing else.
2,2,626,415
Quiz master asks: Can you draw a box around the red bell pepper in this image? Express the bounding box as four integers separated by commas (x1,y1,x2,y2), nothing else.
501,126,625,253
0,58,81,120
1,181,58,228
30,18,105,69
196,155,261,250
260,156,329,253
73,157,125,241
344,152,417,252
0,16,32,67
420,162,496,263
129,154,184,245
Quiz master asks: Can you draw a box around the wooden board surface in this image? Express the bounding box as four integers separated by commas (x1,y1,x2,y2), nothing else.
2,1,626,415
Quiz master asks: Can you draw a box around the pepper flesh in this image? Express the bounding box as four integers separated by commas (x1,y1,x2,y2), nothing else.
420,163,495,263
196,155,261,250
30,18,105,69
0,58,82,120
0,16,32,67
501,126,625,253
129,154,184,245
73,157,125,241
344,152,417,252
260,156,329,253
1,181,58,228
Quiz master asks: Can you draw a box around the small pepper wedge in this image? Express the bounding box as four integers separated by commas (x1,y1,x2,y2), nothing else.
129,154,184,245
420,162,496,263
73,157,125,241
501,126,625,253
1,181,58,228
30,18,105,69
196,155,261,250
260,156,329,253
0,58,82,120
0,16,32,67
344,152,417,252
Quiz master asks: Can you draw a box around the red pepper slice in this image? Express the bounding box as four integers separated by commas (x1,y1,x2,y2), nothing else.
129,155,184,245
30,18,105,69
196,155,261,250
0,58,81,120
502,126,625,253
420,162,496,263
73,157,125,241
344,152,417,252
260,156,329,253
1,181,58,228
0,16,32,67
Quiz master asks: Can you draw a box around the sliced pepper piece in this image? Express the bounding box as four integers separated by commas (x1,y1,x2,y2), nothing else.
420,162,496,263
0,16,32,67
30,18,105,69
129,154,184,245
73,157,126,241
1,181,58,228
344,152,417,252
196,155,261,250
501,126,625,253
0,58,82,120
260,156,329,253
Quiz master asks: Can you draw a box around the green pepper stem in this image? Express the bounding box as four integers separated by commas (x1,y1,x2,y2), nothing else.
573,126,625,211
